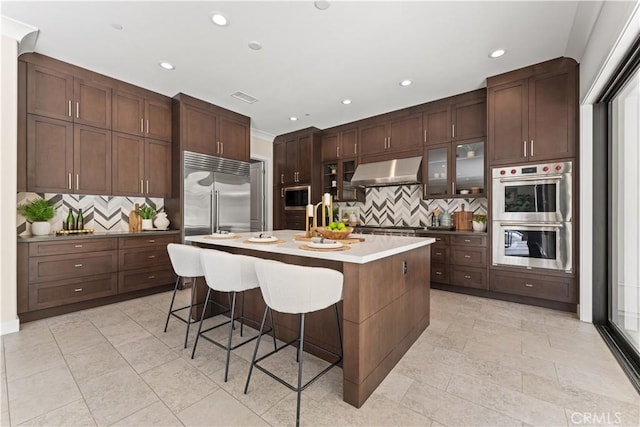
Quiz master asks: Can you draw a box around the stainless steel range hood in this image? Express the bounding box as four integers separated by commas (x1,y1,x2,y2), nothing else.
350,156,423,187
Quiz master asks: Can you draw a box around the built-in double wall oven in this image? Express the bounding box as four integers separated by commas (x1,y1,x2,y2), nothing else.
492,161,573,272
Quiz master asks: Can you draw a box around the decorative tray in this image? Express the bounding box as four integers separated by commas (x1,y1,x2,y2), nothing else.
55,229,95,235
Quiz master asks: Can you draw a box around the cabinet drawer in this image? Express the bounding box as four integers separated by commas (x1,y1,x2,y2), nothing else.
420,234,449,247
118,234,179,249
431,247,449,263
119,246,171,271
489,270,576,303
29,251,117,283
29,273,117,311
450,247,486,267
451,266,487,289
451,234,486,247
29,238,117,256
431,263,449,284
118,266,176,293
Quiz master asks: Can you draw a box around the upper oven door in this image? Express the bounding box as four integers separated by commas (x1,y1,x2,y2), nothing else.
492,172,572,222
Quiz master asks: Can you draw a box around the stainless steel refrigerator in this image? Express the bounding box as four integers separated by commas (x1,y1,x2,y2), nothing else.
183,151,251,237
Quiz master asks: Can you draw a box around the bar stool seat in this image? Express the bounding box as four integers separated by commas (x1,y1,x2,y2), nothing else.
244,259,343,427
192,250,276,382
165,243,205,348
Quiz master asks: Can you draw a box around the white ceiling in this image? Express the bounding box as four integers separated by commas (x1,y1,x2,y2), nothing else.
2,1,602,138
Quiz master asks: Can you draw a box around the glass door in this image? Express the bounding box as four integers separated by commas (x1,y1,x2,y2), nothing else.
341,159,358,201
454,140,484,196
424,145,450,197
323,162,338,200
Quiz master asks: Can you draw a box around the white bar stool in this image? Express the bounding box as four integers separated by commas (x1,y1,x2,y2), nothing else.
244,259,343,427
192,250,276,382
165,243,205,348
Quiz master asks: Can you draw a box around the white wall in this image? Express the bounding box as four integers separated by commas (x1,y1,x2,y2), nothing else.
250,129,274,230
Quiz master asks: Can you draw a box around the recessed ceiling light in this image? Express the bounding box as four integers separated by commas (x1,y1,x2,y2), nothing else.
289,116,298,121
248,41,262,51
111,23,123,31
211,12,229,26
314,1,330,10
399,79,412,87
490,49,506,58
341,99,352,105
159,62,175,70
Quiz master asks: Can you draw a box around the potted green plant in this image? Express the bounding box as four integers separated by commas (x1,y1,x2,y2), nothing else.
472,214,487,232
17,198,56,236
137,204,156,230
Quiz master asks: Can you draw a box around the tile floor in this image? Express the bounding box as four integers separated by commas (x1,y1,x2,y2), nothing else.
1,289,638,426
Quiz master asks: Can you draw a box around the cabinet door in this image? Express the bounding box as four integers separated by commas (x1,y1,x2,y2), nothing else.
73,78,111,128
74,125,112,195
528,71,576,161
423,104,451,145
423,145,450,198
112,132,145,196
340,129,358,158
145,98,172,142
388,114,422,152
113,90,144,136
27,115,74,193
359,123,387,156
145,138,171,197
452,98,486,141
218,116,249,161
273,185,285,230
454,140,485,195
322,162,338,200
296,135,312,183
274,141,286,186
182,103,217,156
26,64,73,122
488,80,528,165
321,133,339,161
284,138,298,184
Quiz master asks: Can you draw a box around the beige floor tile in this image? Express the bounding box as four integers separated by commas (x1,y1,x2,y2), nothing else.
1,326,55,354
1,411,9,427
447,322,524,355
45,311,88,328
111,401,182,427
140,357,219,413
64,341,128,382
3,340,66,382
373,371,415,403
98,318,153,348
555,363,638,404
393,349,453,390
177,389,268,426
1,364,9,423
116,335,179,374
49,321,108,355
446,374,567,426
259,391,354,427
79,366,158,426
16,399,95,426
83,304,128,329
126,305,168,332
8,365,82,425
401,379,521,426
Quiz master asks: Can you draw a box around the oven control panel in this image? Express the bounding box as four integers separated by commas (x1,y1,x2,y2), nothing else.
492,161,572,179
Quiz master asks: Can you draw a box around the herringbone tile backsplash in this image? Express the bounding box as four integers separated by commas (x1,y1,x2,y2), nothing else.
338,184,487,226
17,192,164,236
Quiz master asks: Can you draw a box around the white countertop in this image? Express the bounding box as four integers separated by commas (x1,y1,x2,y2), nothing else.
186,230,435,264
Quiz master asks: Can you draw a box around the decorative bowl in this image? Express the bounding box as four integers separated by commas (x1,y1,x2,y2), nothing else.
315,227,353,240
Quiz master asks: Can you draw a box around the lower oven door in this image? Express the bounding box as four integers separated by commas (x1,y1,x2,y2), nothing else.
492,221,572,272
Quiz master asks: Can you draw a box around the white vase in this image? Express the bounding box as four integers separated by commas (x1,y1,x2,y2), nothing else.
141,218,154,230
31,221,51,236
472,221,486,232
154,212,170,230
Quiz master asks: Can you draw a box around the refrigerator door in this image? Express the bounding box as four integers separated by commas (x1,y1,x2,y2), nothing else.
184,168,213,236
214,172,251,233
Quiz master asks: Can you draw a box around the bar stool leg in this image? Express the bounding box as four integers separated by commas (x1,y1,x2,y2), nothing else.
164,276,181,333
240,292,245,337
269,308,277,351
296,313,305,427
224,292,237,382
334,304,343,357
244,306,269,394
184,278,197,348
191,288,212,359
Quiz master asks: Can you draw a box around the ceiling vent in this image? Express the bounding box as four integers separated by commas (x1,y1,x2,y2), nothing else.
231,91,258,104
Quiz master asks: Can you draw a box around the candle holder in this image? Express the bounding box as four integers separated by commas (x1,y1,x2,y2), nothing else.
305,203,315,238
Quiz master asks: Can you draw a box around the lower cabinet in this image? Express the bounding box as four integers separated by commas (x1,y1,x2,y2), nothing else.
118,235,178,293
489,269,576,303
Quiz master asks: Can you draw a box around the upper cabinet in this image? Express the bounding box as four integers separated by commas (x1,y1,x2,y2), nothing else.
487,57,577,165
359,114,422,158
27,63,112,129
112,90,172,142
321,128,358,161
276,128,320,185
423,89,486,146
173,93,250,162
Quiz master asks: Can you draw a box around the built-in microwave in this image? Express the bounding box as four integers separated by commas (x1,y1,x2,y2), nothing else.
283,185,311,210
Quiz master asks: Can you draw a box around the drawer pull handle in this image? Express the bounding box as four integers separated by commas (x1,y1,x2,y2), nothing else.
148,275,155,279
74,245,83,248
74,263,83,268
436,252,442,256
74,288,83,292
435,272,442,275
464,275,471,279
148,240,155,243
464,239,471,243
464,255,471,259
525,283,533,287
148,255,156,259
436,238,441,241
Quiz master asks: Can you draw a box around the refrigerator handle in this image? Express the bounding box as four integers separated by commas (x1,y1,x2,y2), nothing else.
214,190,220,233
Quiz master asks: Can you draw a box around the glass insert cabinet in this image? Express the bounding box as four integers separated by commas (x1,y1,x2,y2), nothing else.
423,139,485,198
323,159,361,202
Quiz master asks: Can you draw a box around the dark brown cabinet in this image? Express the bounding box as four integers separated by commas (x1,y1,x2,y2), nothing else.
488,57,577,165
27,115,112,194
359,114,422,157
112,90,172,142
112,133,171,197
423,103,451,145
27,63,112,129
276,129,319,185
118,235,178,293
422,90,486,145
321,128,358,161
175,93,250,161
489,269,576,303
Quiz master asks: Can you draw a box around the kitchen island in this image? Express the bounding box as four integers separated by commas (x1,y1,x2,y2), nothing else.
187,230,434,408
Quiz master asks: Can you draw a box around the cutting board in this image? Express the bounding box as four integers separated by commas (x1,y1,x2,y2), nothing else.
453,204,473,231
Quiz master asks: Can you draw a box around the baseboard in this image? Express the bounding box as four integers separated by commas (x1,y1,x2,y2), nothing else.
0,318,20,336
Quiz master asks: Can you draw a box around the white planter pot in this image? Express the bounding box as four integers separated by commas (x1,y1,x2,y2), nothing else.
154,212,170,230
31,221,51,236
141,219,154,230
472,221,486,232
